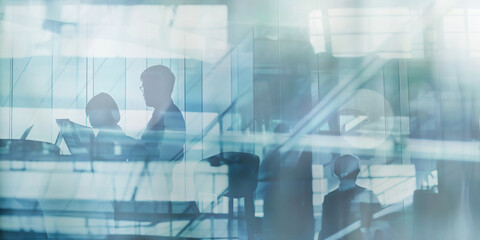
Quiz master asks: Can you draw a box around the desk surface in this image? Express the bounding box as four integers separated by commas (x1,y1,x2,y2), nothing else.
0,159,238,239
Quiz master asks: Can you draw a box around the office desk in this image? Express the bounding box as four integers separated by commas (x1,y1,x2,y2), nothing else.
0,155,239,239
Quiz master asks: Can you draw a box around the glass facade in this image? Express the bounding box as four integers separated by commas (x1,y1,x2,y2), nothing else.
1,1,480,239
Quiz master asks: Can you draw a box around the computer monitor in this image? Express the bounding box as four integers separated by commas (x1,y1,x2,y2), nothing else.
56,119,94,155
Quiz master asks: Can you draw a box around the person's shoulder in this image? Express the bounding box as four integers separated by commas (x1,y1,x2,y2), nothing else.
165,103,186,128
353,186,380,204
324,189,340,200
165,104,184,119
355,186,375,195
354,185,368,192
167,103,182,114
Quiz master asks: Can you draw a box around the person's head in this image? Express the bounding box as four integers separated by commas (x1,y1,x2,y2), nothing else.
85,92,120,129
334,154,360,181
140,65,175,108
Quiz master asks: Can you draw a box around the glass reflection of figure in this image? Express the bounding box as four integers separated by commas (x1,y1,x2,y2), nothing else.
139,65,186,162
409,81,440,188
320,155,381,240
260,122,314,240
86,92,134,158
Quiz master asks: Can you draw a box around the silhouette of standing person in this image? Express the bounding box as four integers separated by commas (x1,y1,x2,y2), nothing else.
320,155,381,240
86,92,134,158
260,122,314,240
139,65,186,162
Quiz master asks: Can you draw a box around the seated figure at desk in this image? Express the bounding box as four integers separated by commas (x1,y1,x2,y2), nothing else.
320,154,381,240
86,92,134,159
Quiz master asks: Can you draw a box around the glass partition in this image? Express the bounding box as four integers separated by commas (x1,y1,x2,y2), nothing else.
2,0,480,239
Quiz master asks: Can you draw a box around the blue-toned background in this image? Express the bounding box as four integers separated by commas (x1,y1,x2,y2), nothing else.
1,1,480,239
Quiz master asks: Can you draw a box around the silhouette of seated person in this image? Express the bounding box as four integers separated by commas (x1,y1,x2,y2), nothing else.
260,122,314,240
320,155,381,240
86,92,134,159
135,65,186,162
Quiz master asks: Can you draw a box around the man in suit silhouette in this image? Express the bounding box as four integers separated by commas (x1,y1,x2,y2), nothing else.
320,155,381,240
139,65,186,162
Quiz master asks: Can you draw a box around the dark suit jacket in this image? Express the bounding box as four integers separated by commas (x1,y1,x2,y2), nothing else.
140,102,186,162
320,185,381,240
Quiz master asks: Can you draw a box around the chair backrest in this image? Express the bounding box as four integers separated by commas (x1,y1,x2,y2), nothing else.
204,152,260,198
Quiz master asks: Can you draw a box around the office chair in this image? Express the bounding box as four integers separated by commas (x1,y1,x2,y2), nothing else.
200,152,260,240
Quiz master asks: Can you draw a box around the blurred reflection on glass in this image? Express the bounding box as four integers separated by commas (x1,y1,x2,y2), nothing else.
260,122,314,240
409,80,441,188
